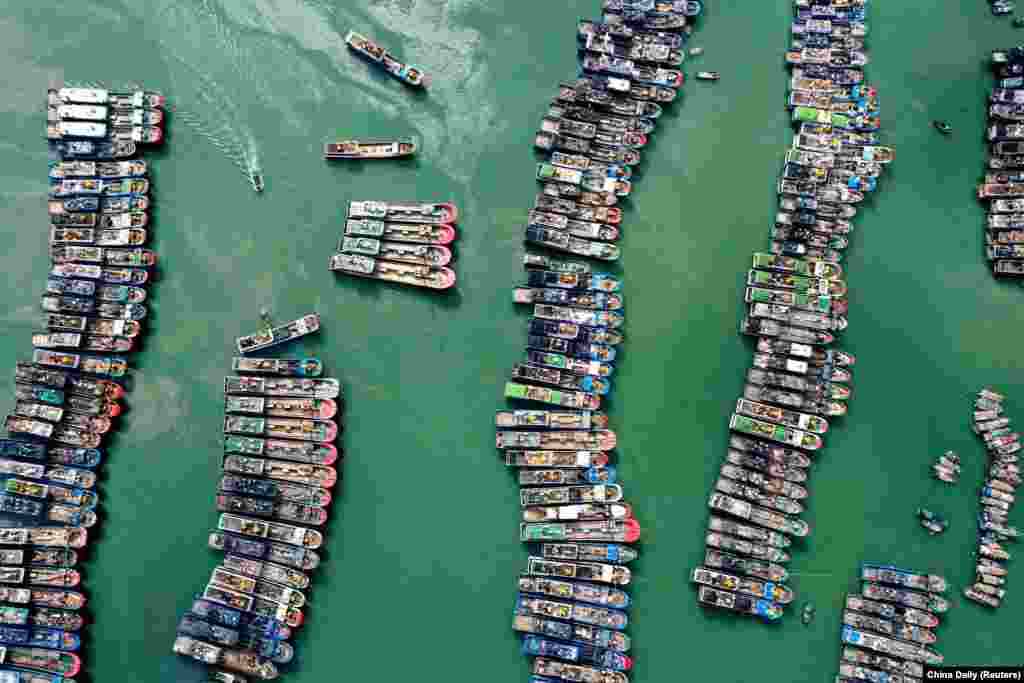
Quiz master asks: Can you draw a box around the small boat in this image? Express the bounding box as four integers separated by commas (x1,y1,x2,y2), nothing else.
504,450,609,469
519,519,640,543
696,585,783,622
344,219,456,245
917,508,948,535
696,71,719,80
224,376,340,399
329,253,456,289
345,30,428,87
802,601,816,624
339,236,451,266
324,138,416,159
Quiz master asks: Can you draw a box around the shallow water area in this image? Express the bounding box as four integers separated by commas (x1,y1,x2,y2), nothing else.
0,0,1022,681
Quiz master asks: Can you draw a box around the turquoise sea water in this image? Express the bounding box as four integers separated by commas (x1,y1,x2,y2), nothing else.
0,1,1022,681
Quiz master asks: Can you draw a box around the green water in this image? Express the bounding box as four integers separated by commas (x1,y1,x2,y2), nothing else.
0,0,1022,681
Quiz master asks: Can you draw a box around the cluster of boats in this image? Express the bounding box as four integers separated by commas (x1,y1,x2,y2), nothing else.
329,201,458,289
832,563,948,680
503,0,703,679
172,356,342,680
977,47,1024,277
46,87,165,145
0,84,167,683
963,388,1019,609
692,0,894,622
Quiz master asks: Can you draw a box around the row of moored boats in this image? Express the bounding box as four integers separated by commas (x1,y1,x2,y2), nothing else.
963,388,1019,609
0,85,167,683
974,48,1024,277
329,201,459,289
503,1,703,681
830,563,949,682
692,0,895,622
172,354,342,681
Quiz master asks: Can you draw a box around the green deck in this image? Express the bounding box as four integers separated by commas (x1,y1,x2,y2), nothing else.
0,0,1022,681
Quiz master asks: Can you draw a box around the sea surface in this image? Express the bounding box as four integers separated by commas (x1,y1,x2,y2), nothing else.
0,0,1022,681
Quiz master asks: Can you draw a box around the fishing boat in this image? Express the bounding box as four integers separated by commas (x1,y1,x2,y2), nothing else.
841,625,943,665
708,515,790,549
525,227,621,261
224,413,336,444
755,338,855,367
0,529,87,550
50,262,148,284
741,316,835,348
527,557,630,587
53,139,136,159
505,382,601,410
843,609,937,644
348,200,457,224
963,585,1001,608
846,595,939,628
504,450,609,468
524,350,613,378
339,236,451,266
709,494,810,537
861,563,947,593
51,246,157,267
539,543,635,566
696,584,783,621
498,429,616,450
743,384,845,417
208,567,306,611
841,646,924,679
522,634,631,671
232,358,322,377
324,137,417,159
524,270,622,294
329,253,457,289
496,410,609,430
51,227,146,247
861,582,948,613
705,531,790,563
345,31,428,87
222,454,337,488
225,433,338,468
521,466,614,486
539,181,618,207
47,121,106,140
344,219,456,245
216,494,327,526
517,594,627,630
725,450,807,484
522,483,623,507
522,501,631,523
691,566,793,604
729,435,813,468
220,474,331,507
736,398,829,434
720,463,808,500
224,376,340,399
50,87,165,109
225,394,337,420
217,514,321,551
235,313,319,354
534,194,624,225
715,476,804,514
520,573,630,606
703,549,788,583
534,657,628,683
520,519,640,543
173,635,278,680
729,414,823,450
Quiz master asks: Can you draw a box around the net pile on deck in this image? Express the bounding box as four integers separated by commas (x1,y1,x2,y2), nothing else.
171,356,342,681
0,84,165,683
690,0,896,622
978,47,1024,278
834,563,949,680
504,1,704,680
965,388,1019,609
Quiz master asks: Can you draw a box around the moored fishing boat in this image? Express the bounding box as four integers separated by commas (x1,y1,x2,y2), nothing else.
339,236,451,266
715,476,805,514
504,450,610,468
533,657,628,683
516,594,627,630
344,219,456,245
236,314,320,354
522,567,630,601
220,474,331,507
709,493,810,537
841,625,943,665
525,227,621,261
53,139,136,159
4,645,81,675
522,634,632,672
173,635,278,680
719,463,808,500
520,519,641,543
51,246,157,267
232,358,322,377
329,253,457,289
514,612,630,652
222,454,337,488
221,554,310,591
861,582,949,613
521,466,615,486
217,514,321,550
725,449,807,483
861,563,947,593
324,138,417,159
696,584,783,622
736,398,829,433
498,430,616,450
842,646,924,679
534,194,624,225
539,543,636,565
729,414,823,450
845,594,940,628
522,502,631,523
729,435,813,467
522,484,624,507
691,566,794,603
224,376,340,399
843,609,937,645
705,531,791,563
347,200,456,224
495,410,609,430
48,160,146,179
703,549,788,583
225,396,337,420
50,262,148,284
48,178,149,198
216,494,327,526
